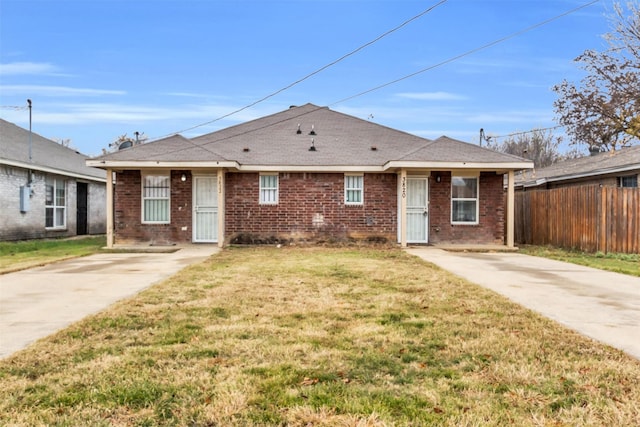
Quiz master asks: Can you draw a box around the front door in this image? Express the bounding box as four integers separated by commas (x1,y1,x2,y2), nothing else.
76,182,88,235
193,176,218,242
406,177,429,243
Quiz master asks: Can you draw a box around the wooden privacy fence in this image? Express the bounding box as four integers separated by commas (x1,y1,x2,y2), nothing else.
514,186,640,254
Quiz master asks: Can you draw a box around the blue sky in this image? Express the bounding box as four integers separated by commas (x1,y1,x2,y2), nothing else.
1,0,616,156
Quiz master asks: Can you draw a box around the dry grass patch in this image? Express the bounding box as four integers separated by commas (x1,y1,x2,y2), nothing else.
1,246,639,426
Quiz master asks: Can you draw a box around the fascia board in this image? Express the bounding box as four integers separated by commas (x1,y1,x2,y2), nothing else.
544,164,640,183
235,165,385,172
384,161,534,171
85,160,239,169
1,159,107,183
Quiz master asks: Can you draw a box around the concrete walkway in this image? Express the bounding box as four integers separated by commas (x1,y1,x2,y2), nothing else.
406,248,640,360
0,245,219,359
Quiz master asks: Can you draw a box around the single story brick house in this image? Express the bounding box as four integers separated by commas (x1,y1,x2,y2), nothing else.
1,118,107,241
87,103,532,248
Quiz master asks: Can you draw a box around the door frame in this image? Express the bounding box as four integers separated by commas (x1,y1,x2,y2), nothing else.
192,174,218,243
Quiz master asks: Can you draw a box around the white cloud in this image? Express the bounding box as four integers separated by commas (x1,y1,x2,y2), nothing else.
395,91,467,101
0,62,60,76
0,85,126,97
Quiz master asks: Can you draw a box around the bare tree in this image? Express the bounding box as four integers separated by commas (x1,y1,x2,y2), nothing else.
553,2,640,151
485,129,576,168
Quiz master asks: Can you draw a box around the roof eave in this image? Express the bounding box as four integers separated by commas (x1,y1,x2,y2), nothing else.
384,160,534,171
86,160,239,170
520,163,640,188
2,158,106,183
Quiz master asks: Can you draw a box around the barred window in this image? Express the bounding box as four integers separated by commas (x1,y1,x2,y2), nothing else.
345,175,363,205
259,174,278,204
142,174,170,223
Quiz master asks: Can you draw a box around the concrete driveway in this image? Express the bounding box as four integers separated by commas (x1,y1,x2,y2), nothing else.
407,248,640,360
0,245,219,359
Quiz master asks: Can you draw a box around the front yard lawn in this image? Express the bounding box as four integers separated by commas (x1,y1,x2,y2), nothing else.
519,245,640,277
1,246,639,426
0,236,106,274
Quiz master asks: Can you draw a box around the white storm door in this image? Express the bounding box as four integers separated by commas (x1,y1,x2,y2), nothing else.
193,176,218,243
406,177,429,243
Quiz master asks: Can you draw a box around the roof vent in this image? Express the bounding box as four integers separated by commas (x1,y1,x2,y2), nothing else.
370,146,378,151
296,124,302,134
309,125,316,135
309,138,316,152
243,147,250,152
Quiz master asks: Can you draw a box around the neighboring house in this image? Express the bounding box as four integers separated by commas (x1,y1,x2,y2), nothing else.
87,103,532,248
0,119,107,241
515,145,640,190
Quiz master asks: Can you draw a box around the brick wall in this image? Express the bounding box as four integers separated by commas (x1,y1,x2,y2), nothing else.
225,172,397,242
428,172,505,245
113,169,506,246
114,170,193,245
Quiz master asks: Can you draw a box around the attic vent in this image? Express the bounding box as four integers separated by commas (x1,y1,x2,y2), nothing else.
309,125,316,135
296,124,302,134
243,147,250,152
309,138,316,152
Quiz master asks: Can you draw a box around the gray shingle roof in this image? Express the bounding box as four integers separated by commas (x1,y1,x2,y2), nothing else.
1,119,106,181
516,145,640,187
91,103,531,170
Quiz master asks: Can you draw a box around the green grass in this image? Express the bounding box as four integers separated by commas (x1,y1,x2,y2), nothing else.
1,246,639,426
520,245,640,277
0,236,106,274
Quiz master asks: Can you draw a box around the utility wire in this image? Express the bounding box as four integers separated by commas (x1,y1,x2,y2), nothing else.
486,125,564,141
149,0,597,151
330,0,601,105
156,0,449,139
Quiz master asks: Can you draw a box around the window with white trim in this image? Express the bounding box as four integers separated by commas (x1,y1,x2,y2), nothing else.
259,174,278,204
345,174,363,205
142,173,170,223
451,176,478,224
45,177,66,228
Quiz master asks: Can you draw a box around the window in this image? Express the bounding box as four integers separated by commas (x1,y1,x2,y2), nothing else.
260,174,278,204
142,174,170,223
345,174,363,204
45,177,66,228
619,175,638,188
451,176,478,224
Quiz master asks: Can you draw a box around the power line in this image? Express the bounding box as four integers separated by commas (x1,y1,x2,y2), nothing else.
153,0,598,149
330,0,601,105
155,0,449,139
485,125,565,141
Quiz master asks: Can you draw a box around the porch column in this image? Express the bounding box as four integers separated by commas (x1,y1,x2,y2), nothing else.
106,168,114,248
400,169,407,248
217,169,225,248
506,170,515,248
